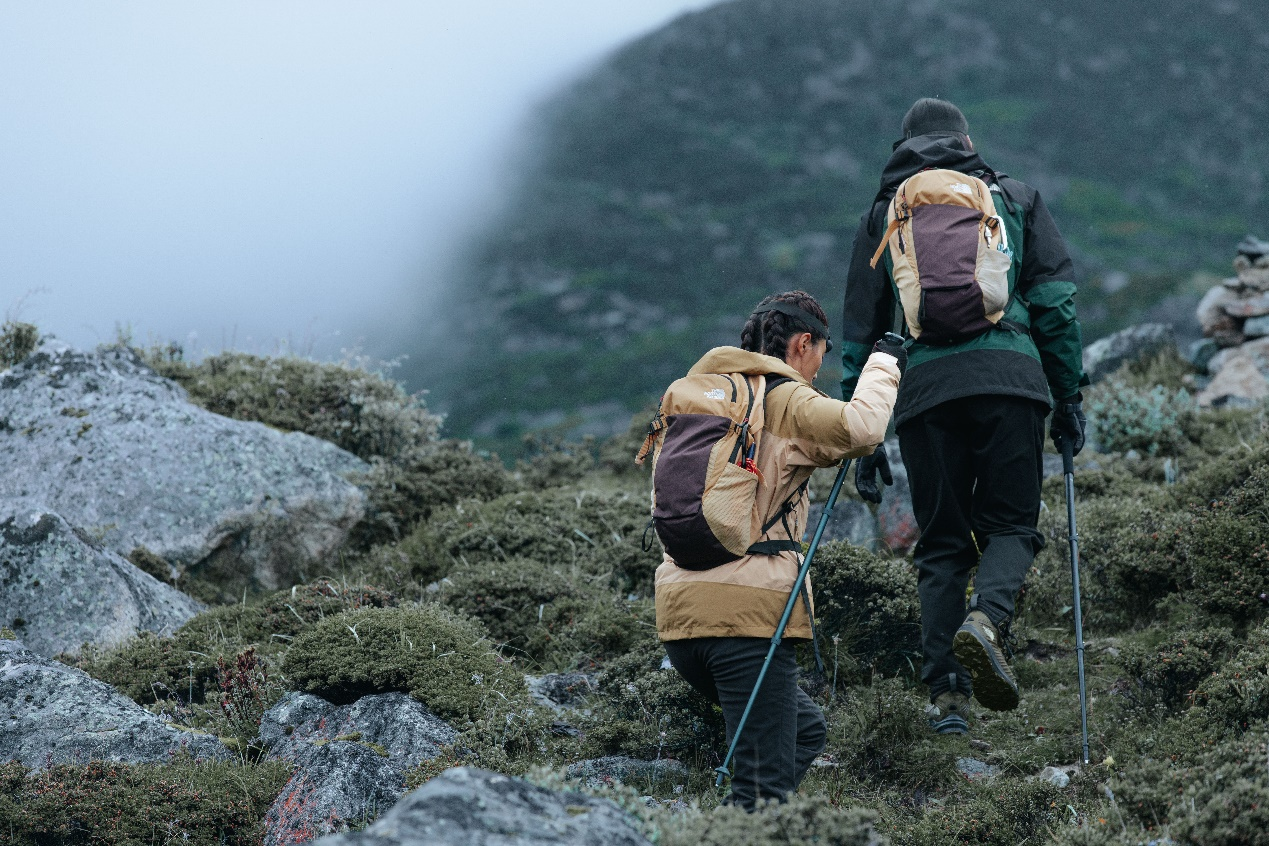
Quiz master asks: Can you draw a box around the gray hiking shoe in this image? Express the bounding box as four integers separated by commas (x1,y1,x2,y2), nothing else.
954,610,1020,711
926,691,971,735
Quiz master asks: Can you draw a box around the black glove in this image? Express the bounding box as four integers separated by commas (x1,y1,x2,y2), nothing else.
872,334,908,375
855,446,893,504
1050,393,1087,457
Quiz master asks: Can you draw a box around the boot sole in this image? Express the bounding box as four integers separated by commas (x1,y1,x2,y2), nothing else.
930,713,969,735
954,626,1020,712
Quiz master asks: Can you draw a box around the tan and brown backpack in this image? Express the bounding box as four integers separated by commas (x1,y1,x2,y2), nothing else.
635,372,800,569
869,168,1014,345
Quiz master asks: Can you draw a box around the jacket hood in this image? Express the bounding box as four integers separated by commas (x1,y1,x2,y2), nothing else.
876,133,992,199
688,346,808,384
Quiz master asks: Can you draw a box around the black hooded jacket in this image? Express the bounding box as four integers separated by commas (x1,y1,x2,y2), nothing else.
840,133,1087,426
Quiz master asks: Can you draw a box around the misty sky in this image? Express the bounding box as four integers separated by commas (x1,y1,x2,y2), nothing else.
0,1,716,361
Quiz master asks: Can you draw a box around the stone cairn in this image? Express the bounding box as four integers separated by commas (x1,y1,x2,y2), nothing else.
1194,235,1269,407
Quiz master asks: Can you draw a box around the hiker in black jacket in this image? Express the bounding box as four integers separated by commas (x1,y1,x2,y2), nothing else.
839,98,1089,734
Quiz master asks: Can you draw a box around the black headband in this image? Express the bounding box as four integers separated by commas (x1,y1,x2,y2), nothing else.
752,302,831,340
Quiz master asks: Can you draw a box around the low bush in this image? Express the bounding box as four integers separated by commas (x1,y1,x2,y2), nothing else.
656,796,882,846
1112,724,1269,843
142,349,440,462
1118,626,1235,713
812,542,921,682
1086,375,1194,456
1180,465,1269,623
350,440,514,547
889,778,1064,846
442,556,655,670
515,434,598,489
1193,621,1269,732
282,605,526,723
581,641,725,764
0,321,38,369
69,580,396,704
403,488,660,595
820,678,957,792
0,758,290,845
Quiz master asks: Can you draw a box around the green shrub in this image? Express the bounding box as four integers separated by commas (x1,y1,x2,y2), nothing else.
0,758,290,845
582,641,725,763
405,488,660,595
1193,622,1269,732
656,796,882,846
812,542,921,682
1112,724,1269,843
515,434,598,489
143,349,439,462
1180,466,1269,623
350,440,514,547
0,321,38,369
820,678,957,792
1024,496,1184,631
890,778,1063,846
1119,626,1235,713
282,605,526,723
69,580,396,705
1087,376,1194,456
442,556,655,670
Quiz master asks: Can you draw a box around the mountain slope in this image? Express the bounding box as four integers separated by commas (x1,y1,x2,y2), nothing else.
418,0,1269,448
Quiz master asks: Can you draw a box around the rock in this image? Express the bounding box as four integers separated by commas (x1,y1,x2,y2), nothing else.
1082,323,1175,384
806,499,878,548
1244,315,1269,339
1221,291,1269,319
955,757,1000,782
260,691,458,844
1197,348,1269,408
312,767,653,846
877,439,919,554
527,672,597,710
565,756,689,790
1196,284,1245,347
1236,234,1269,261
1187,338,1220,371
0,506,203,657
0,638,229,768
0,342,368,593
1037,765,1071,788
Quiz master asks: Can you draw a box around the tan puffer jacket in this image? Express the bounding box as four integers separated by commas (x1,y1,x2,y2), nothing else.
654,346,900,642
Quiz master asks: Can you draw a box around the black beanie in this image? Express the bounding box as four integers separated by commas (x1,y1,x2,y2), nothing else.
902,98,970,139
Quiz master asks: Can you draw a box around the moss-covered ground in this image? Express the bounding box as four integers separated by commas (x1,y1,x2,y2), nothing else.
9,339,1269,844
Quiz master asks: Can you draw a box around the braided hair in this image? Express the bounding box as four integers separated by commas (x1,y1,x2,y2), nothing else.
739,291,831,361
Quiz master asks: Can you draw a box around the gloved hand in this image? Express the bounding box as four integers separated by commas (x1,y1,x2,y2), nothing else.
855,446,893,504
872,333,908,375
1050,393,1087,457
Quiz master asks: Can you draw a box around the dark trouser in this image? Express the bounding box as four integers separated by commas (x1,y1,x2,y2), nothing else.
664,637,826,810
897,395,1047,698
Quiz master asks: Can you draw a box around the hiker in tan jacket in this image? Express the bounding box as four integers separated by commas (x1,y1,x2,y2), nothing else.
653,290,904,809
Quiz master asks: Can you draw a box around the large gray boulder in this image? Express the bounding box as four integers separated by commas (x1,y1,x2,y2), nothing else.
0,637,229,768
260,692,459,844
1082,323,1175,384
313,767,652,846
0,505,203,657
0,342,367,591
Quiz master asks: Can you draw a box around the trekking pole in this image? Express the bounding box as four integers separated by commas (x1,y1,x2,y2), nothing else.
714,457,853,789
1062,439,1091,766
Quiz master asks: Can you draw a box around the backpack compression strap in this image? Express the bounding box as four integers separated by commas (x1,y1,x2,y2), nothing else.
745,375,806,556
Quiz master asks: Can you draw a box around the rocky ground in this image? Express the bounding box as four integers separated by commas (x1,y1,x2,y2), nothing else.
1,321,1267,845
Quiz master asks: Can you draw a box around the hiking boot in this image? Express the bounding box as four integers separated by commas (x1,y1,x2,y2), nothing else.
926,691,971,735
954,610,1020,711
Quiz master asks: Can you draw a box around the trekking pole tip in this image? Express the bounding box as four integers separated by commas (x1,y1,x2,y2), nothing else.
713,766,729,789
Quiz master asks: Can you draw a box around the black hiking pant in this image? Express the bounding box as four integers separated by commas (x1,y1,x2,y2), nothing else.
664,637,826,810
897,394,1047,698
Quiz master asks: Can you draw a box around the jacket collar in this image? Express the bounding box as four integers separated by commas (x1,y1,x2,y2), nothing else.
876,133,992,200
687,346,808,385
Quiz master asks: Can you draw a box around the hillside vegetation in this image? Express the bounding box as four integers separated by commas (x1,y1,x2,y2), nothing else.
15,335,1265,845
417,0,1269,451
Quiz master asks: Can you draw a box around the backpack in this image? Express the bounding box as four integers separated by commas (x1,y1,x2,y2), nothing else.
869,168,1013,345
635,373,802,570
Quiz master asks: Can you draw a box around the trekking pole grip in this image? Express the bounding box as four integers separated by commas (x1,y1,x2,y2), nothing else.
1061,437,1075,476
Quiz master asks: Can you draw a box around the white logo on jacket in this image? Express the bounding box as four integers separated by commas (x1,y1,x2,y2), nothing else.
704,389,726,400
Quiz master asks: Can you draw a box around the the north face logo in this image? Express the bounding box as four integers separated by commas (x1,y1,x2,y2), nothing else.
704,388,726,400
